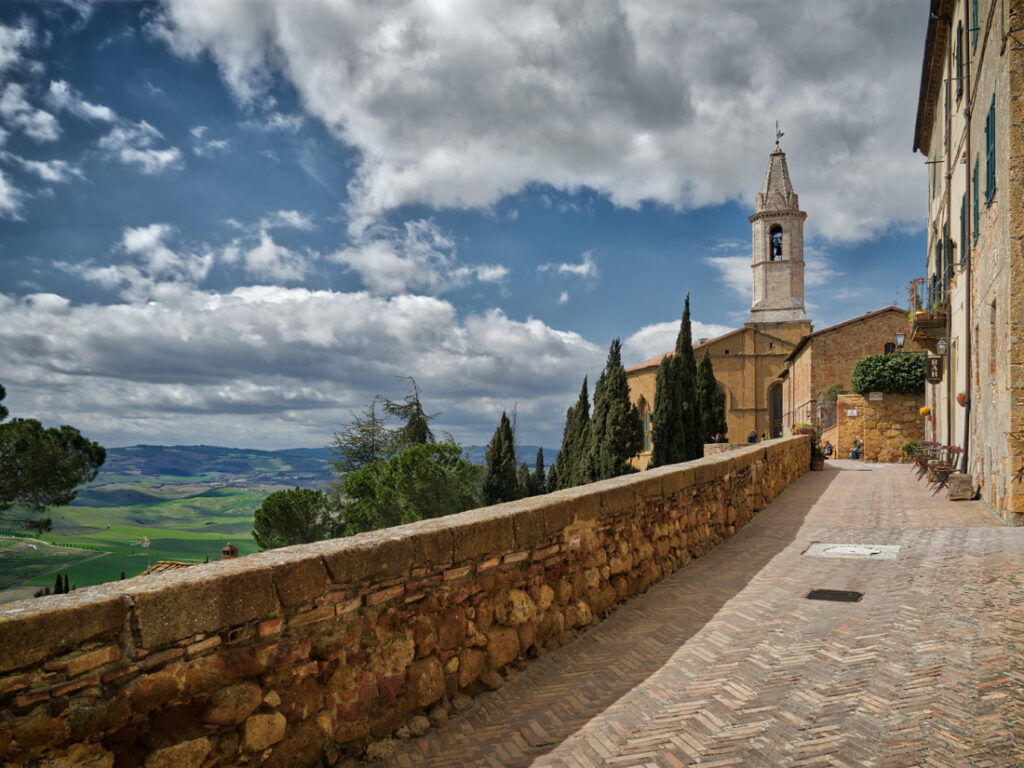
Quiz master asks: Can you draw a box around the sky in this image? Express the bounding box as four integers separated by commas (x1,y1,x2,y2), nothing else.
0,0,929,452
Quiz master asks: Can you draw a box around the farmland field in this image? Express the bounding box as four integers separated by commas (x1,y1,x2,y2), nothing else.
0,537,100,590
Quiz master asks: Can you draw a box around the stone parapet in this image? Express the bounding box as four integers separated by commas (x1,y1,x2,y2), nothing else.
0,437,808,766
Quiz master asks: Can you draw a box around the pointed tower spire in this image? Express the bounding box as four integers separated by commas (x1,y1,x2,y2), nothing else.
747,143,808,324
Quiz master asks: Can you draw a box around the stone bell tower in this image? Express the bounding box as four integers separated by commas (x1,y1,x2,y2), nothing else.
748,140,808,323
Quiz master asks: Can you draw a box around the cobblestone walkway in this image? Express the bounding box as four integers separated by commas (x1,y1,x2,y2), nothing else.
387,461,1024,768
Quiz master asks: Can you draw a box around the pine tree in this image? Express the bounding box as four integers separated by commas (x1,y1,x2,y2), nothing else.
650,294,701,466
383,377,435,450
482,412,519,505
555,378,592,488
53,573,63,594
589,339,643,480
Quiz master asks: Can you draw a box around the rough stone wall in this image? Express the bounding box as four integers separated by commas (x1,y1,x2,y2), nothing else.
0,438,808,767
836,393,925,463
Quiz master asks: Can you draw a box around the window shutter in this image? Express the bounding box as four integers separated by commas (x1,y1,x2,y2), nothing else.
973,159,979,243
971,0,978,50
956,24,963,101
986,97,996,203
960,194,966,265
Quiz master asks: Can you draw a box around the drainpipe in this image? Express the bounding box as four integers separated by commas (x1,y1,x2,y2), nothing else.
945,14,954,450
961,0,973,474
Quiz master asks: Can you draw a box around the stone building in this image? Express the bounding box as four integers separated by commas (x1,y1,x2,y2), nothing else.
911,0,1023,523
627,144,919,471
780,306,925,436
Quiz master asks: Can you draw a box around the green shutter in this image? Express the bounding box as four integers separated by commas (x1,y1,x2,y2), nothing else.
986,97,995,203
955,23,963,101
973,159,979,243
960,194,967,266
971,0,978,50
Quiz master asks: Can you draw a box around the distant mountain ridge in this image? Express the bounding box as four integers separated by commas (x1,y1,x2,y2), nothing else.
96,443,551,489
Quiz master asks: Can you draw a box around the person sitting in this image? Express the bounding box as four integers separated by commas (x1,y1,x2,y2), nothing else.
747,429,758,443
849,438,863,459
823,441,833,458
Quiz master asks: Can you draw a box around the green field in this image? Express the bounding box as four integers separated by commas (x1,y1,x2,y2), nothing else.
4,483,271,590
0,537,100,590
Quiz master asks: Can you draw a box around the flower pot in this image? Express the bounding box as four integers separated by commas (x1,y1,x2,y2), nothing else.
810,459,824,471
956,393,968,407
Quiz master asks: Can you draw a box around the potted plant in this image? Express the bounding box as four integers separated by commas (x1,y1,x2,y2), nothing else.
792,422,813,436
956,392,968,407
809,423,825,470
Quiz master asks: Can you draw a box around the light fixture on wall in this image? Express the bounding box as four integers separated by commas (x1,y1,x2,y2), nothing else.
936,338,949,356
894,331,906,349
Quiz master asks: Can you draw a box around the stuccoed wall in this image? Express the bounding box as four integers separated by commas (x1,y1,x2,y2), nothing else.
0,437,808,767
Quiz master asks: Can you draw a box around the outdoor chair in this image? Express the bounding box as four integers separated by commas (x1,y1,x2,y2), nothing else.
929,446,963,495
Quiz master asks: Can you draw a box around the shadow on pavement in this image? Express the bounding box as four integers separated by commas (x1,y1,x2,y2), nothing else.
385,465,841,768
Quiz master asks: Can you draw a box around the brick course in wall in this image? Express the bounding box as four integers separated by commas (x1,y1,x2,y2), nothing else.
0,438,808,767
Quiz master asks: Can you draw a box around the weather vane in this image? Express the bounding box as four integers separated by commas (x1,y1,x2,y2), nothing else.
775,121,784,149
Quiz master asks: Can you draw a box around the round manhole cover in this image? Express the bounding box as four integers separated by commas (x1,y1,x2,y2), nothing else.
823,545,883,557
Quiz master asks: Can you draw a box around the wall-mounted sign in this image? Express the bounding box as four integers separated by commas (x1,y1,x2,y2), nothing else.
926,355,944,383
846,409,858,417
868,392,884,401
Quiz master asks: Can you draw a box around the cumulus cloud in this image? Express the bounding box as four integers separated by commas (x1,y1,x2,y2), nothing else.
3,153,82,183
622,318,735,366
259,209,315,231
189,124,230,156
0,167,23,218
0,22,35,78
236,230,310,282
0,83,59,142
0,287,602,448
705,255,750,298
98,120,182,174
46,80,116,122
539,250,598,280
153,0,924,242
332,219,507,296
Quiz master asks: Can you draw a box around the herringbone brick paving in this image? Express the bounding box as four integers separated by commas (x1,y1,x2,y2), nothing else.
386,461,1024,767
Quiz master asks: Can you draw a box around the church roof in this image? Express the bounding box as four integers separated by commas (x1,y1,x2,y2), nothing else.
784,305,906,362
625,326,746,374
755,149,800,212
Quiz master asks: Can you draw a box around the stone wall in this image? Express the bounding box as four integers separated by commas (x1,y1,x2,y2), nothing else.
836,393,925,463
0,438,808,767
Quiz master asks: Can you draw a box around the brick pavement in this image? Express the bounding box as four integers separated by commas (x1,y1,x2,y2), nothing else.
385,461,1024,768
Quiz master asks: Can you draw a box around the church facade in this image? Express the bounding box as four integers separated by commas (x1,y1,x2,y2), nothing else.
627,144,914,470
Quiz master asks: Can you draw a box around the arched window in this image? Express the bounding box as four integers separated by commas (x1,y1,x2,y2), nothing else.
770,225,783,261
883,342,896,355
768,383,783,438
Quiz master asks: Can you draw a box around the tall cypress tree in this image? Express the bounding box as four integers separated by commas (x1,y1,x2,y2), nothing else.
482,411,519,505
650,294,701,466
529,447,546,495
590,339,643,479
63,573,70,594
696,350,729,442
54,573,63,595
555,377,591,489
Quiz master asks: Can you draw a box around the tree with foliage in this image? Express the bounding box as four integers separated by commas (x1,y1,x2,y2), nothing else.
482,411,519,505
253,487,340,550
64,574,70,593
696,351,728,442
54,573,63,595
516,463,530,497
383,377,435,449
529,447,546,496
0,384,106,532
851,353,926,394
555,377,592,488
589,339,643,480
329,398,394,475
341,442,480,535
650,295,701,466
545,464,558,493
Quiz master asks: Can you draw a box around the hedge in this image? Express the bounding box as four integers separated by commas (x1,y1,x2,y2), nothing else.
851,353,926,394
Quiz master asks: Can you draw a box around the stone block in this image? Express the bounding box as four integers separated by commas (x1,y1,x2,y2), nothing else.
144,737,211,768
124,562,280,649
511,504,547,550
407,657,444,708
243,712,287,752
457,648,485,688
485,626,519,669
251,550,328,608
947,473,975,500
437,606,467,650
539,491,600,539
33,742,114,768
0,591,128,674
201,682,262,725
450,509,515,562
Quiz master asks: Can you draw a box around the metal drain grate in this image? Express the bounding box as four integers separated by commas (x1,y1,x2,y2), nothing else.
806,589,863,602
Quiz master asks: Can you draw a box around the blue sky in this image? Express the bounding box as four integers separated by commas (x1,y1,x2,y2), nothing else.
0,0,928,451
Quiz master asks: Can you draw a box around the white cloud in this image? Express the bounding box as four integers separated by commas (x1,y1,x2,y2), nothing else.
239,111,304,133
622,318,735,366
46,80,116,122
0,167,23,218
259,209,315,231
473,264,509,283
0,22,35,78
240,230,310,282
539,251,598,280
189,124,230,156
98,120,183,174
0,83,59,142
0,287,602,448
558,291,569,305
153,0,925,242
3,153,82,183
705,255,750,298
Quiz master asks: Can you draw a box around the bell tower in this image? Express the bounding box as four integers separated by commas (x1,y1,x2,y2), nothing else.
747,139,808,324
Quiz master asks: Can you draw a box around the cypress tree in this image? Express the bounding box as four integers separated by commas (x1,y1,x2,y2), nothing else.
546,464,558,493
54,573,63,594
650,294,701,466
590,339,643,479
516,462,530,498
556,378,592,488
530,447,546,495
482,411,519,504
63,573,69,594
696,350,728,441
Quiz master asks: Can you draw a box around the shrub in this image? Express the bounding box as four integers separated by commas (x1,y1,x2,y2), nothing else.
851,353,926,394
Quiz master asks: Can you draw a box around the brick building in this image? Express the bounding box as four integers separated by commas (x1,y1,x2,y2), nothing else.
911,0,1023,523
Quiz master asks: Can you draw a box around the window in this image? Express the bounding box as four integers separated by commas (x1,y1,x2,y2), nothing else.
985,96,996,204
971,0,978,50
960,193,967,266
955,22,963,102
884,342,896,355
973,159,979,243
769,225,783,261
